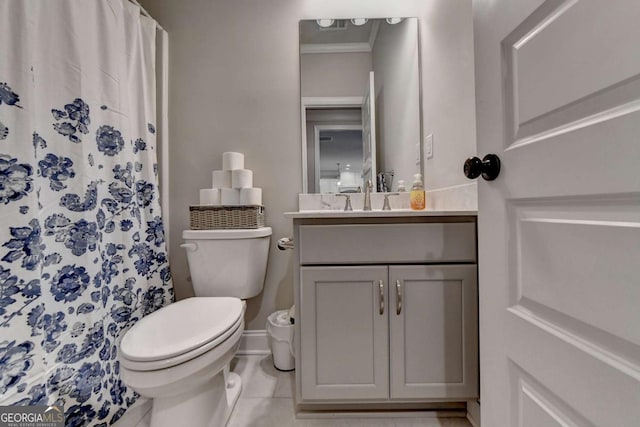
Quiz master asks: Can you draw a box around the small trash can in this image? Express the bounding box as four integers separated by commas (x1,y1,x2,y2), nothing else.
266,310,295,371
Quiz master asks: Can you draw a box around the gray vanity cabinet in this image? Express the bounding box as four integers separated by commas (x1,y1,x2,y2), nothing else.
388,264,477,400
299,266,389,401
294,217,479,405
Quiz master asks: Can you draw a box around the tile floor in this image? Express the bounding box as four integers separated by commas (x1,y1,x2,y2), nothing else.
226,355,472,427
136,354,473,427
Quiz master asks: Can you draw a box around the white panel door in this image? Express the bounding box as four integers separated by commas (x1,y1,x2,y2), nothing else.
362,71,376,189
473,0,640,426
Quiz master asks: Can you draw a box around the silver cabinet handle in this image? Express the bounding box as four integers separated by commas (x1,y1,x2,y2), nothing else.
379,280,385,315
396,280,402,315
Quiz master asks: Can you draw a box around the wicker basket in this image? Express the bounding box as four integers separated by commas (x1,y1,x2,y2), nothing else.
189,205,266,229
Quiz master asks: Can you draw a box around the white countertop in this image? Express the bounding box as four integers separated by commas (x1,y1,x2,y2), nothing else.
284,209,477,219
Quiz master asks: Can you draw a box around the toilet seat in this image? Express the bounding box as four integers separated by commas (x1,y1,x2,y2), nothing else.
120,297,243,371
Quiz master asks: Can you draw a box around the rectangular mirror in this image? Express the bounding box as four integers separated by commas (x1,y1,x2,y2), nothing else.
300,18,421,193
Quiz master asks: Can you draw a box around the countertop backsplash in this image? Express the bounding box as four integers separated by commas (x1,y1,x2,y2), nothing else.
298,182,477,212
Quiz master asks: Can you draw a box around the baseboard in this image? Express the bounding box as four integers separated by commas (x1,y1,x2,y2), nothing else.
112,398,152,427
296,409,466,419
237,329,270,355
466,400,481,427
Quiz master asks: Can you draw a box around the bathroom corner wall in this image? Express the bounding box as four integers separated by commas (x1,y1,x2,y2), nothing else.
141,0,476,330
372,18,421,188
418,0,477,192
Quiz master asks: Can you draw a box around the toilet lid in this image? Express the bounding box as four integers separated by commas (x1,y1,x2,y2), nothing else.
120,297,243,362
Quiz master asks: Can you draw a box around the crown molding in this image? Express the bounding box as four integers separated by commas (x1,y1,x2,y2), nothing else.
300,42,371,54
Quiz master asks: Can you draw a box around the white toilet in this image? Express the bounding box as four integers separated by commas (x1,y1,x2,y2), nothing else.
119,227,272,427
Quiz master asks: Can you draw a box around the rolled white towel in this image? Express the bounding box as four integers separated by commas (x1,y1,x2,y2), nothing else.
199,188,221,205
232,169,253,188
221,188,240,205
222,152,244,170
240,187,262,205
212,170,232,188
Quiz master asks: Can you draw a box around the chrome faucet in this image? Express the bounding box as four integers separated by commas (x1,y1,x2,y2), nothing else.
382,193,400,210
363,179,373,211
336,193,353,211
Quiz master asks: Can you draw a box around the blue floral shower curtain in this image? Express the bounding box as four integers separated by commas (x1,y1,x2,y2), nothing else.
0,1,173,425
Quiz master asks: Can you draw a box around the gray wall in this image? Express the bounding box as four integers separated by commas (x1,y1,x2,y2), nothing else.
372,18,421,188
141,0,476,330
301,52,372,97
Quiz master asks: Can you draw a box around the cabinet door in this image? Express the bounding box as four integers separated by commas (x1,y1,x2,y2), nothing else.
389,265,478,399
300,266,389,401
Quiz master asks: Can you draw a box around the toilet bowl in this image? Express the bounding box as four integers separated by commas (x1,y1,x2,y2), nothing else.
120,297,245,427
119,227,272,427
119,227,271,427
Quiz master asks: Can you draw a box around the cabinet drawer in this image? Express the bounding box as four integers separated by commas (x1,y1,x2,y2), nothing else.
298,223,476,264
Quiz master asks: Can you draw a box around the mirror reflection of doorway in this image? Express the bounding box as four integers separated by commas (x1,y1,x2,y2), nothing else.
305,108,363,193
315,127,363,193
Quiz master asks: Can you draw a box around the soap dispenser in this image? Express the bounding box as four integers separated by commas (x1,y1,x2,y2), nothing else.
410,173,425,210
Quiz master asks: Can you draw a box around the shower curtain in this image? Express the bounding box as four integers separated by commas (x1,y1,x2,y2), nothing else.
0,1,173,425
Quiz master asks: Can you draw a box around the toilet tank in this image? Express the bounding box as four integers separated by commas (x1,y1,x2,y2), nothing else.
182,227,272,299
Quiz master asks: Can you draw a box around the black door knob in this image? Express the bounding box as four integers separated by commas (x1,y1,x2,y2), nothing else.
464,154,501,181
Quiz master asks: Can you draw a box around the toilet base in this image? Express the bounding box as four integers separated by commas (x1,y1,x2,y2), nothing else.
149,364,242,427
224,371,242,423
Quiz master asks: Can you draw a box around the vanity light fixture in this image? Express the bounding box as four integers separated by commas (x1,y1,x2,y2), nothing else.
316,19,335,28
386,17,404,25
350,18,368,26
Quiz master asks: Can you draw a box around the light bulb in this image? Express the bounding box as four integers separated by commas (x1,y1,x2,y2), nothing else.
350,18,368,26
316,19,335,28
